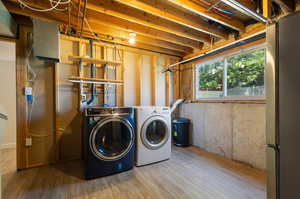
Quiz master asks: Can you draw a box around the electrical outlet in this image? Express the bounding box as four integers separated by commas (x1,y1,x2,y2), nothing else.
25,137,32,147
25,87,33,96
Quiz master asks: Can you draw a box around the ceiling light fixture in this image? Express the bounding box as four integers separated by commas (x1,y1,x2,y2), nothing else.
129,33,136,44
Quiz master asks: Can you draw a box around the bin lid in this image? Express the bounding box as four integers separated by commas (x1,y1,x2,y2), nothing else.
172,117,190,124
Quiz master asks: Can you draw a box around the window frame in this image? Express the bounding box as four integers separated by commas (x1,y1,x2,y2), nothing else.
194,43,267,101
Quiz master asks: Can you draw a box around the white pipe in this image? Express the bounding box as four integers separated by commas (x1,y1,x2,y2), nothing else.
69,80,123,85
223,0,269,23
165,30,266,70
170,99,185,113
221,0,268,23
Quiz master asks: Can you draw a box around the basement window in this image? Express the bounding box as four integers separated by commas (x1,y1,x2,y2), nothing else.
195,45,266,100
196,59,224,98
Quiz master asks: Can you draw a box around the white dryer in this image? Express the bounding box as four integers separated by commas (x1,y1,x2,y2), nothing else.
135,106,171,166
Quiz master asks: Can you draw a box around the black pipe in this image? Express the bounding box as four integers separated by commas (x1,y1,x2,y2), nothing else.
166,32,266,69
87,39,96,105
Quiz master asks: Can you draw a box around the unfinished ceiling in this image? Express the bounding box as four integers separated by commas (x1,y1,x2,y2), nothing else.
1,0,291,57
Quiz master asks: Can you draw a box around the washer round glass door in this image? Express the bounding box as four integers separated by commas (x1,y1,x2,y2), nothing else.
90,117,134,161
141,116,170,150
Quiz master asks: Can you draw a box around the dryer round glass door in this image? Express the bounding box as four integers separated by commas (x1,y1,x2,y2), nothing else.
141,116,170,150
90,117,134,161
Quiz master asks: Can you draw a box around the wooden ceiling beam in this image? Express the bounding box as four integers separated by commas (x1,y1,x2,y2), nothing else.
112,0,228,39
89,18,199,51
3,1,185,57
79,30,184,57
86,1,211,43
4,0,201,50
87,22,193,54
166,0,245,31
86,11,202,49
239,0,257,10
184,23,266,59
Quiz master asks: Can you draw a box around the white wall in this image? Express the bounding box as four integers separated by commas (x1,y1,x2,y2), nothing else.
156,56,166,106
180,103,266,170
124,51,139,106
140,55,152,106
0,41,16,149
123,53,167,107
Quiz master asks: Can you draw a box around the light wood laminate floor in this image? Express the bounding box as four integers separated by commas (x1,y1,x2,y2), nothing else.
2,147,266,199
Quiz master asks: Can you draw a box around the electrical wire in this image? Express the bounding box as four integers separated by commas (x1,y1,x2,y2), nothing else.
18,0,70,12
25,33,37,127
26,50,36,82
49,0,67,11
51,0,71,5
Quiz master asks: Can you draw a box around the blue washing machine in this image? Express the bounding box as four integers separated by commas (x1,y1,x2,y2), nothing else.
83,107,135,179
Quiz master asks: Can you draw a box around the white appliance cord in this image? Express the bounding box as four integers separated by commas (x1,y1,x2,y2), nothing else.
18,0,70,12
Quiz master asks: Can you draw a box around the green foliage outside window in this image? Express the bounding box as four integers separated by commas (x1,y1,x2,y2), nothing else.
199,60,223,91
227,49,265,89
197,48,266,98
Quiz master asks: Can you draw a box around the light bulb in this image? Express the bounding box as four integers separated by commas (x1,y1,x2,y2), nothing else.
129,37,136,44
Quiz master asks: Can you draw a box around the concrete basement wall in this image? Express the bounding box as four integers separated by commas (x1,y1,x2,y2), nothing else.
180,102,266,170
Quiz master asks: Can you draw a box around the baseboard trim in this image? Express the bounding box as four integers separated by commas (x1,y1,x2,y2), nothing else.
1,142,16,149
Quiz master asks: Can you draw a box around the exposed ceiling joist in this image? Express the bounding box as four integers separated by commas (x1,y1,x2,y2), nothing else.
86,11,203,49
166,0,245,31
87,22,193,54
238,0,256,10
80,31,185,57
86,2,211,43
5,0,203,50
88,21,193,53
3,1,185,57
4,0,200,50
184,23,266,59
112,0,228,39
4,0,271,58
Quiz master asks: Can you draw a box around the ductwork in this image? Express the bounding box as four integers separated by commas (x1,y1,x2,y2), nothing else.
0,1,17,37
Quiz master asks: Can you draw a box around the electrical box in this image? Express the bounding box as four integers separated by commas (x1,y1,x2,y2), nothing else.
25,87,32,96
24,87,33,102
33,19,60,62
